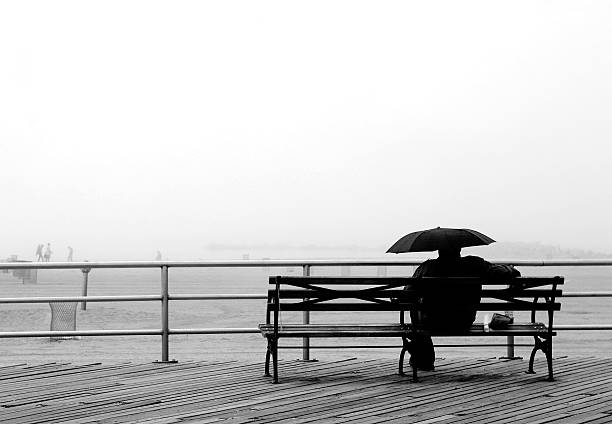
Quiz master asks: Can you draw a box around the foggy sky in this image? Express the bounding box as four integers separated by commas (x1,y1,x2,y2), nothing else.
1,1,611,260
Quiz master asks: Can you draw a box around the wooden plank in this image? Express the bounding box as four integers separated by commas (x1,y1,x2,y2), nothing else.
0,365,256,424
77,359,409,423
105,356,520,424
1,357,609,424
439,359,612,424
440,360,607,423
47,360,363,423
197,359,551,424
291,358,608,424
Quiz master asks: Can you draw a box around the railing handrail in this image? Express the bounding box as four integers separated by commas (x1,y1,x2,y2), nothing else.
2,258,612,270
0,291,609,305
0,295,162,303
2,258,612,361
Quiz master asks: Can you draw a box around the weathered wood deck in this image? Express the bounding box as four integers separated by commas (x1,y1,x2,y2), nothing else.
1,356,611,423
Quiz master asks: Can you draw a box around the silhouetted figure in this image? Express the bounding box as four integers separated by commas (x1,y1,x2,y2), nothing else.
35,244,44,261
43,243,52,262
67,246,74,262
405,247,520,370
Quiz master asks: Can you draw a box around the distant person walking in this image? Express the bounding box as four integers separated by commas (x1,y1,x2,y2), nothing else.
43,243,52,262
67,246,74,262
35,244,44,261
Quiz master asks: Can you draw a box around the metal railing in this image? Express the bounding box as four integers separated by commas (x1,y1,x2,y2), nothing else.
1,258,612,361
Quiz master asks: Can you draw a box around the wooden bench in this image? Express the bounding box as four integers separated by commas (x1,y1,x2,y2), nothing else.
259,275,563,383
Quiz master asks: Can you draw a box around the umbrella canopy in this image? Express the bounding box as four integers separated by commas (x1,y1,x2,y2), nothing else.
386,227,495,253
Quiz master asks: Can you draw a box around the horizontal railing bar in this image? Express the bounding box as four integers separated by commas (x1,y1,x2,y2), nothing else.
2,258,612,270
0,328,260,338
170,328,260,334
174,326,612,333
279,344,534,349
554,325,612,330
171,326,612,333
0,325,611,339
0,295,161,304
563,292,612,297
169,294,267,300
0,329,162,338
496,260,612,266
0,292,609,305
0,260,424,270
1,292,609,305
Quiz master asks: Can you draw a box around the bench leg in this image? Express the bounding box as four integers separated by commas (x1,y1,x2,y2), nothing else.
272,338,279,384
528,336,554,381
264,338,271,377
399,337,409,376
399,337,419,382
544,340,554,381
527,343,538,374
528,335,545,374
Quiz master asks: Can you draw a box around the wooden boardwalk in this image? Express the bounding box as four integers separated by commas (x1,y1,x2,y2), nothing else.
1,356,612,423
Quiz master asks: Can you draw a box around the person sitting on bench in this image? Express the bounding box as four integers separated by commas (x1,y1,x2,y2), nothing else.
405,247,520,370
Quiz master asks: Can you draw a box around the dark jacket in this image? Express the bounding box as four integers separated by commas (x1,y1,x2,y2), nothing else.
407,256,520,329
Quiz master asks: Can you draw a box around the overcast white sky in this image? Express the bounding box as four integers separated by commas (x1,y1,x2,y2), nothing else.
1,1,611,260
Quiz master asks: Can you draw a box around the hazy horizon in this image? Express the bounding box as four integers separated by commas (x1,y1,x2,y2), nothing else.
3,239,611,263
2,1,611,261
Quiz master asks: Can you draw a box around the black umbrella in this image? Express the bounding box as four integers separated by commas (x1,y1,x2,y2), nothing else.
386,227,495,253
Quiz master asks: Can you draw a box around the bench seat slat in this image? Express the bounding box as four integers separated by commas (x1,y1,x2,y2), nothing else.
272,302,561,312
272,289,563,298
272,276,564,286
258,323,554,338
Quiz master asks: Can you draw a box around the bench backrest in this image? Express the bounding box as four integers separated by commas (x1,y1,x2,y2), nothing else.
266,276,563,330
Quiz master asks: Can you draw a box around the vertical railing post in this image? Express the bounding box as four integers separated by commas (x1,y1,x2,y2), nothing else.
302,264,311,361
505,283,515,358
506,335,515,359
506,310,515,359
161,265,169,362
80,265,90,311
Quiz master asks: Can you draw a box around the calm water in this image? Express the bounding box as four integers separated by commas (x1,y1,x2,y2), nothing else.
0,265,610,363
